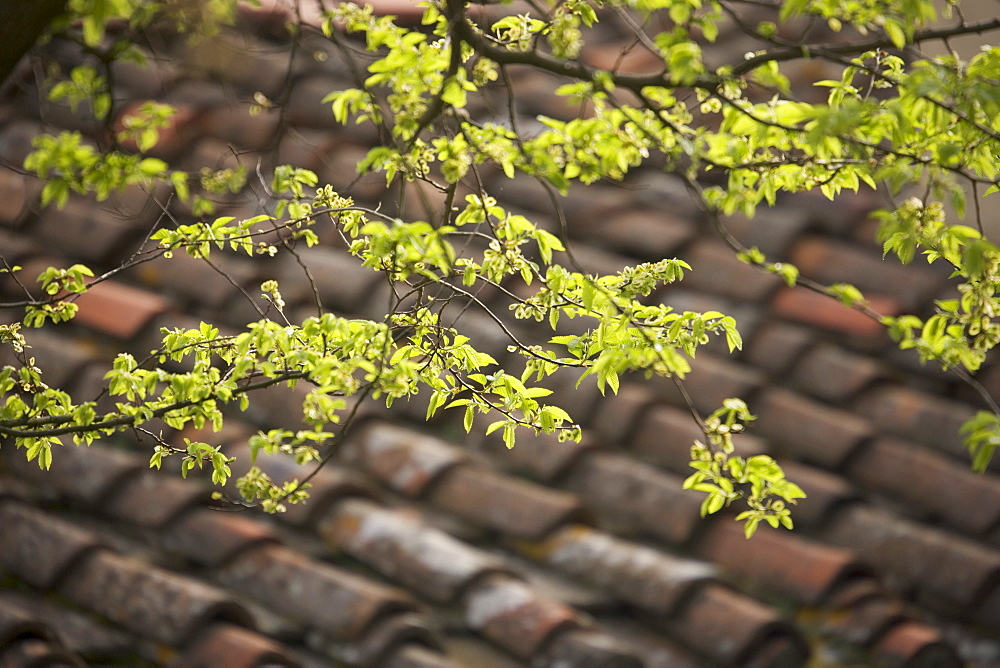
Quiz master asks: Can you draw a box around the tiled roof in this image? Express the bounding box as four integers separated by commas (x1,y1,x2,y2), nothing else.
2,2,999,666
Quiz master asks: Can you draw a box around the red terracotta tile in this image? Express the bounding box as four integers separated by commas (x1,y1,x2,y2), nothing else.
846,437,1000,535
628,402,708,473
649,352,764,417
103,472,211,528
790,236,947,310
59,549,253,647
176,622,295,667
482,429,596,482
275,246,382,315
588,382,656,447
818,587,909,649
720,207,812,257
0,169,34,228
0,119,46,166
695,519,867,605
680,238,784,303
133,249,257,311
789,188,883,237
791,342,884,404
161,508,278,568
582,207,696,260
536,628,643,668
582,42,666,75
771,286,898,340
285,75,350,130
27,196,145,265
314,612,442,666
428,464,583,540
520,524,714,616
349,422,467,498
72,279,171,339
0,501,106,590
215,543,417,640
742,321,816,376
197,104,281,150
319,498,509,603
382,644,462,668
0,637,83,667
754,387,873,468
666,583,807,665
776,461,858,530
114,101,200,160
0,590,134,660
854,384,976,462
871,621,960,667
823,504,1000,625
2,437,143,509
588,619,701,668
222,441,379,527
462,574,580,659
0,599,57,649
563,451,704,545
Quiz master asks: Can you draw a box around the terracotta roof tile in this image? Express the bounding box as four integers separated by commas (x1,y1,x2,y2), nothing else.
0,501,106,590
71,279,171,339
349,422,468,498
790,236,948,310
772,286,899,340
720,207,812,257
382,643,462,668
285,75,352,129
133,249,258,310
318,498,510,602
776,461,858,530
818,587,908,647
214,543,418,640
427,464,584,540
679,238,784,303
535,627,643,667
790,342,884,404
198,104,282,150
855,384,976,461
563,451,704,544
650,352,765,416
581,207,696,260
871,621,961,667
754,387,873,468
462,574,581,659
588,382,656,446
316,612,444,666
223,441,380,527
589,620,701,667
160,507,279,568
2,438,143,508
847,437,1000,535
174,622,297,667
103,471,212,528
665,582,807,665
276,246,382,315
482,429,597,481
823,503,1000,626
0,169,35,228
26,196,144,265
0,599,59,650
0,590,135,662
694,519,868,606
520,524,715,615
742,320,816,376
58,548,254,647
0,637,83,667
